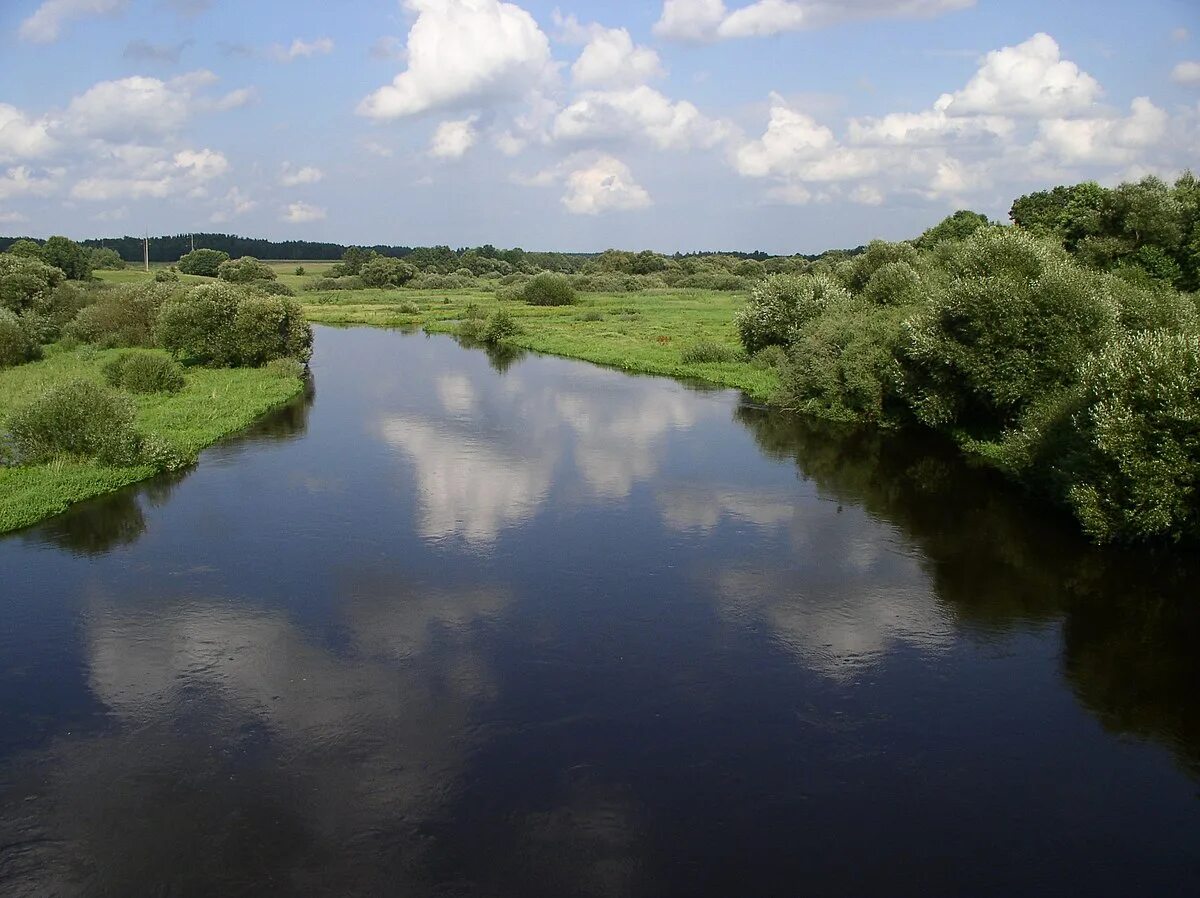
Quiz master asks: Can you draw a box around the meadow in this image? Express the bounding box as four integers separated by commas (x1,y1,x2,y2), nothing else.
0,345,305,533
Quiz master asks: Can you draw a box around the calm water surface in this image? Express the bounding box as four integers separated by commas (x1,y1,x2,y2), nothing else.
1,326,1197,896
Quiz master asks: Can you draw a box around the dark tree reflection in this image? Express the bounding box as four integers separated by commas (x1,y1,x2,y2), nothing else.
734,402,1200,775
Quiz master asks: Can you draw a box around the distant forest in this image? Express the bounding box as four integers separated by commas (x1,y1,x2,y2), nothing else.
0,233,819,266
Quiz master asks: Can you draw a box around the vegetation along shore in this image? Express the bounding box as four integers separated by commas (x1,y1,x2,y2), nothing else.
3,172,1198,543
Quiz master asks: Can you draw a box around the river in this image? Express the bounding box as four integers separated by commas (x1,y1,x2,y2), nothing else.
1,325,1197,896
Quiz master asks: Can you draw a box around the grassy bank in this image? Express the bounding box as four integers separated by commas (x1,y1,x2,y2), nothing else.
0,346,304,534
300,286,779,401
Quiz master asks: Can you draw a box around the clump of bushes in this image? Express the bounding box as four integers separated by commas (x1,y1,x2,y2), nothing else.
0,308,42,368
680,341,741,364
1064,330,1200,542
103,350,186,394
154,268,180,283
398,300,421,314
246,280,296,298
177,248,230,277
901,229,1117,435
0,253,66,313
735,273,849,354
217,256,277,284
64,284,169,348
360,257,417,288
483,309,519,344
156,282,312,367
264,357,306,379
521,272,577,306
89,247,126,270
6,380,144,466
305,276,365,292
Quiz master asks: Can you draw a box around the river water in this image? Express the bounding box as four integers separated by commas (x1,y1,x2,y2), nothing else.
1,325,1197,896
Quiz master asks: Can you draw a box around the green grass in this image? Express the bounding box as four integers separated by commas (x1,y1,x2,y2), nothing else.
0,346,304,534
303,286,780,401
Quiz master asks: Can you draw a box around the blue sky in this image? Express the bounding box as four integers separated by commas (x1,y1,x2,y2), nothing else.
0,0,1196,252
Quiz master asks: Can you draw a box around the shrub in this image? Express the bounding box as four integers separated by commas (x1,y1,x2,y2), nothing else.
580,310,604,322
89,247,126,270
361,256,418,288
483,308,519,344
735,273,849,354
750,345,788,370
155,282,243,365
901,228,1118,435
264,357,306,379
398,300,420,314
231,295,314,366
154,268,180,283
522,272,577,306
295,266,305,277
778,299,908,425
0,308,42,368
217,256,276,284
1108,278,1196,334
103,350,186,394
246,280,296,297
34,282,92,333
681,341,741,364
914,210,991,249
0,253,65,313
7,380,144,466
860,261,925,306
178,248,230,277
674,272,747,291
64,284,168,348
843,241,920,292
305,276,365,292
1064,330,1200,542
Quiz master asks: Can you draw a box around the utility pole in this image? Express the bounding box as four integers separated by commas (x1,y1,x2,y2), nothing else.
191,233,195,253
143,233,149,272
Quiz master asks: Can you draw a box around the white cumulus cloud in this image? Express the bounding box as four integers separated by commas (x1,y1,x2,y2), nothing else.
654,0,973,42
357,0,554,119
279,163,324,186
19,0,127,44
0,105,58,162
269,37,334,63
1171,61,1200,86
283,201,326,223
939,33,1102,117
1036,97,1169,165
572,26,665,88
554,86,731,150
562,155,652,214
63,71,249,140
430,117,479,159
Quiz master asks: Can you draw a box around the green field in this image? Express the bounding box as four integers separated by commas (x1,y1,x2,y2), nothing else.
304,287,778,401
0,346,305,534
95,267,777,401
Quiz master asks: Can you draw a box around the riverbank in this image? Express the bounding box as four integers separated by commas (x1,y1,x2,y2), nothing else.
0,346,305,534
300,287,779,401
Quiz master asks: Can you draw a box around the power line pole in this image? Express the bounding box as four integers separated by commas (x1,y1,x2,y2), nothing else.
143,233,149,273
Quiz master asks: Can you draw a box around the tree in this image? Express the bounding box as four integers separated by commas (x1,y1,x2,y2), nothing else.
359,256,417,288
217,256,277,284
339,247,376,276
178,248,230,277
914,211,990,249
6,239,43,259
40,235,92,280
89,247,126,270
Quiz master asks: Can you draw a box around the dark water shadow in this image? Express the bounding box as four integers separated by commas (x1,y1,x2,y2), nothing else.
735,404,1200,776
